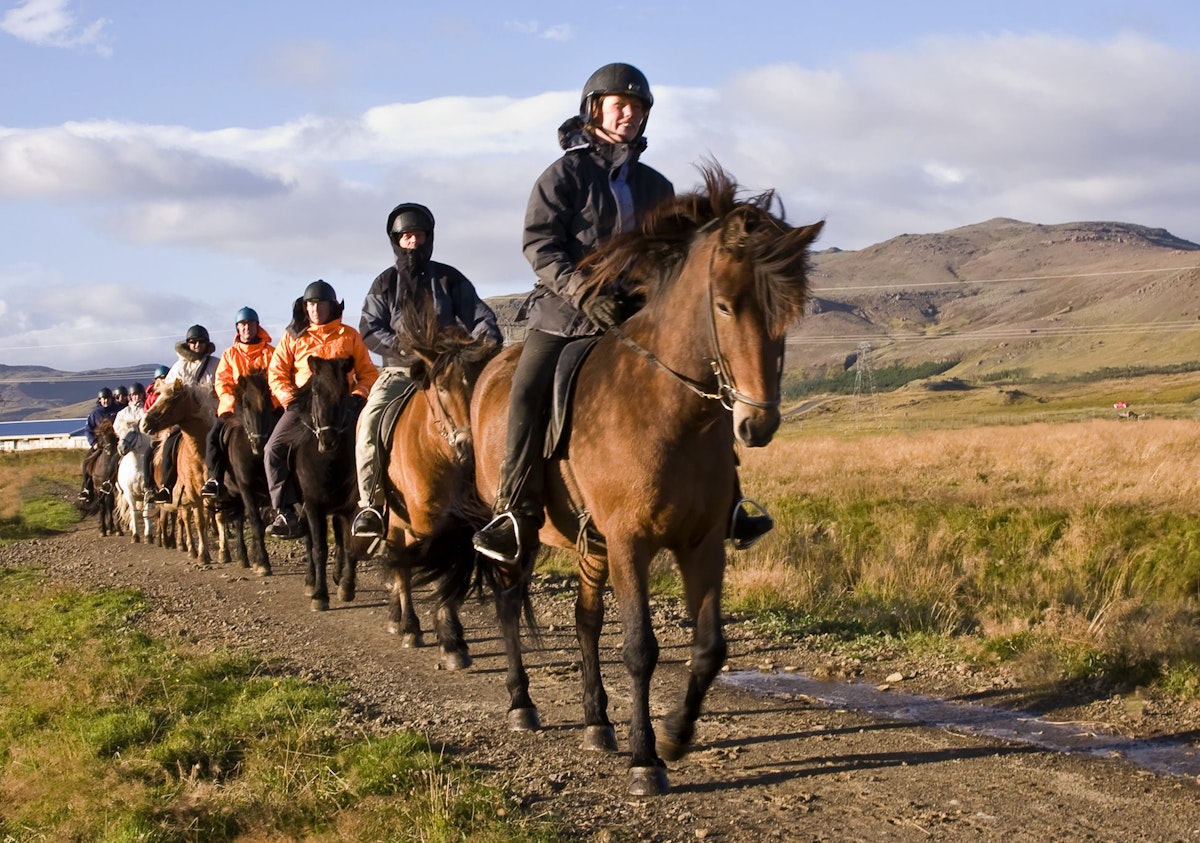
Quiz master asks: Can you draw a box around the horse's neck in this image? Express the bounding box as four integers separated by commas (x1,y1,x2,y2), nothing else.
623,292,718,398
176,410,211,440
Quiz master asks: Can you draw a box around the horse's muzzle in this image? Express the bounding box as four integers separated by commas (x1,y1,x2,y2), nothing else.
734,405,780,448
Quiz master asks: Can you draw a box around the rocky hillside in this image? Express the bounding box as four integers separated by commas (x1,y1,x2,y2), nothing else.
796,218,1200,380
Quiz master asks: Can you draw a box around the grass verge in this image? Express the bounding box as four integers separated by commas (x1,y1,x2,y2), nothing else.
0,565,559,842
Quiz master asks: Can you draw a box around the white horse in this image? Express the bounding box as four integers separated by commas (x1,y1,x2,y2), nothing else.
115,421,154,544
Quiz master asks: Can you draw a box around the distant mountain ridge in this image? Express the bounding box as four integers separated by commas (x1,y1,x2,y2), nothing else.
4,218,1198,421
0,363,161,422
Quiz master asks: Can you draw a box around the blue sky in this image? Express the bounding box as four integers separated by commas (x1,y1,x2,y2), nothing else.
2,0,1198,370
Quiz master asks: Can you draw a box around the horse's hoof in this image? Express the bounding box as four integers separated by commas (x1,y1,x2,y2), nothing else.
396,631,424,648
338,586,355,602
507,707,541,732
582,725,618,752
658,736,690,762
310,599,330,612
628,765,669,796
253,564,272,578
442,650,472,671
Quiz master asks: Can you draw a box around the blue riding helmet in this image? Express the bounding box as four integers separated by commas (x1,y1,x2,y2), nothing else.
235,306,259,324
153,365,170,379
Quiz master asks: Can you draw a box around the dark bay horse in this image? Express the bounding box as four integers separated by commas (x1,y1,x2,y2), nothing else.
472,164,823,795
214,372,276,577
280,355,359,611
83,418,122,537
141,381,214,563
374,304,500,668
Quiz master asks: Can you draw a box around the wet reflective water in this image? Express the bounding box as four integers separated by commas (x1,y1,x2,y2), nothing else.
722,670,1200,779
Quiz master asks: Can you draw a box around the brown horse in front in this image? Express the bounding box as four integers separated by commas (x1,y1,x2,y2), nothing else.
472,164,823,795
141,380,214,564
374,302,499,668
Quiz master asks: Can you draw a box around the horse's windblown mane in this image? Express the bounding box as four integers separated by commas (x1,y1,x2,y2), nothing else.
394,290,501,388
577,162,821,335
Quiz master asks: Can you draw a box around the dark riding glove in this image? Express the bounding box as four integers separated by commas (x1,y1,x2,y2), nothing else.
583,295,621,330
348,394,366,415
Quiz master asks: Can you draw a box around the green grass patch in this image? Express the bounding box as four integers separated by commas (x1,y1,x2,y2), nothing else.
727,493,1200,694
0,494,80,543
0,566,560,842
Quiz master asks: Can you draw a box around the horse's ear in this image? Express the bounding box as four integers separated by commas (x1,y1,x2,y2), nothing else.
793,220,825,248
340,356,355,376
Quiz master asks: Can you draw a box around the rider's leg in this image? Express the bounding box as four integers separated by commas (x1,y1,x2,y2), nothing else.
351,369,410,537
473,330,566,561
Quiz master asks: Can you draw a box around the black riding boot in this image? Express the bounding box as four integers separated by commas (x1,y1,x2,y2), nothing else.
729,498,774,550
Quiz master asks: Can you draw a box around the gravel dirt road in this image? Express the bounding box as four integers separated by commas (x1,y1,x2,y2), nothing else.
5,524,1200,842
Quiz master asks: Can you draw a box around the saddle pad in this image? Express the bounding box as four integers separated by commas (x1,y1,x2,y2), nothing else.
546,336,601,459
378,383,419,460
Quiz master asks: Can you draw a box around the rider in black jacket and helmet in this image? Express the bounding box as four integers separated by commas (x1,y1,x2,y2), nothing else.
473,62,774,563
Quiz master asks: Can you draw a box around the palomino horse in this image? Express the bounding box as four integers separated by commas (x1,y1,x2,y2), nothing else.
141,380,214,564
213,372,276,577
472,164,823,795
373,302,500,668
82,418,123,537
280,355,360,611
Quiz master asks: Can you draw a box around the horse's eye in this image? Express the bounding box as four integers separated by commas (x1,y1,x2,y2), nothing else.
716,300,732,316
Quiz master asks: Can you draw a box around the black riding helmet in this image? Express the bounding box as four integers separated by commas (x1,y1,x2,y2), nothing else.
386,202,436,264
580,62,654,136
114,385,129,397
185,324,210,343
130,382,146,396
97,387,113,400
304,279,338,303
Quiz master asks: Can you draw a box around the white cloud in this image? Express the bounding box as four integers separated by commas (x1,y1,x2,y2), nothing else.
4,31,1200,369
0,0,111,56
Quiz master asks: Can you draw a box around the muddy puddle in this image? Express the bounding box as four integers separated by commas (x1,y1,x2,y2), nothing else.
722,669,1200,779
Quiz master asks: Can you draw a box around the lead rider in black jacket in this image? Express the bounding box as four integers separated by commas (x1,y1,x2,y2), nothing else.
473,62,775,563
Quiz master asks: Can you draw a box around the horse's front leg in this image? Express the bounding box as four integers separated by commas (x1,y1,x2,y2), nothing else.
243,493,271,577
214,509,232,564
386,539,424,646
659,538,728,763
194,504,211,564
610,544,667,796
577,557,616,752
435,596,471,671
494,548,539,732
332,515,356,602
306,510,330,611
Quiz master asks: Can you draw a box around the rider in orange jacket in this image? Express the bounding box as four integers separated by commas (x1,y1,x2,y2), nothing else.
201,307,279,499
264,280,379,538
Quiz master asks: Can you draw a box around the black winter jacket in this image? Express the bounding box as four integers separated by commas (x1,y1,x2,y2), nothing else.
360,219,501,369
521,118,674,337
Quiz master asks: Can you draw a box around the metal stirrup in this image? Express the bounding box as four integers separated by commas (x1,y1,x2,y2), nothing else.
475,510,523,562
729,497,771,550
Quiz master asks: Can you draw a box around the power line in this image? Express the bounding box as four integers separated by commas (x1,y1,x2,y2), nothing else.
811,264,1200,293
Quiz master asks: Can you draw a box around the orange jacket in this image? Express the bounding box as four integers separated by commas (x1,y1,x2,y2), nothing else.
268,318,379,409
215,328,277,416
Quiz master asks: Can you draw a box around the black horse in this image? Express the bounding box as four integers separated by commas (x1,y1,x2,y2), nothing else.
81,418,123,538
279,356,360,611
215,372,277,577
